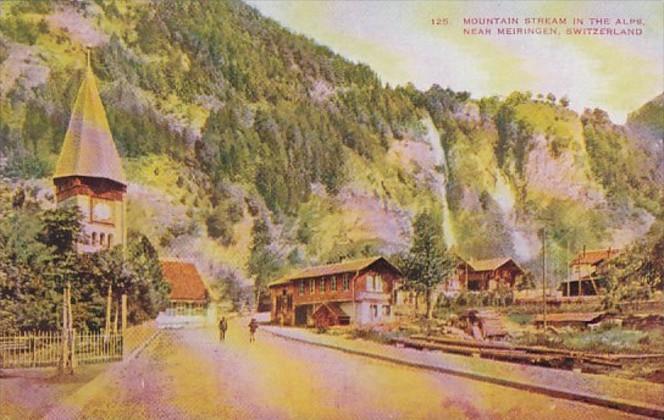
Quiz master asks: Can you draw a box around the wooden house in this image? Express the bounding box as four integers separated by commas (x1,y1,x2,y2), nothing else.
268,256,402,327
560,248,620,297
443,257,525,295
158,260,215,327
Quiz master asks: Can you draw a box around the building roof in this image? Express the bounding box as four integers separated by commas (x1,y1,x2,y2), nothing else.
463,257,524,274
570,248,621,266
312,302,350,319
268,256,401,287
534,312,605,324
54,59,126,186
160,260,208,302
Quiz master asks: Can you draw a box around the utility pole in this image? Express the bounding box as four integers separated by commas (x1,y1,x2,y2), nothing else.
541,228,547,330
566,240,570,298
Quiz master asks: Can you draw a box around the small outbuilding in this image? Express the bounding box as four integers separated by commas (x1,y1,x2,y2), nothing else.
157,259,215,328
560,248,620,297
312,303,351,329
534,312,606,329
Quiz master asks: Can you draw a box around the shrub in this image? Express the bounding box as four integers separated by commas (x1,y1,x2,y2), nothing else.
349,327,396,344
205,210,234,246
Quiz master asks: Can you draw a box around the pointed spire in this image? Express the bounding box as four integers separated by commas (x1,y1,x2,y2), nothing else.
54,50,126,186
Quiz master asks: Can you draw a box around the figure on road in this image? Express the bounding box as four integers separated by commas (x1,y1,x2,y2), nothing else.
218,316,228,342
248,318,258,343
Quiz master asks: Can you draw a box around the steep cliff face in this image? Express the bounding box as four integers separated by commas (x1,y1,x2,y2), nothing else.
0,0,661,288
627,93,664,182
420,89,661,275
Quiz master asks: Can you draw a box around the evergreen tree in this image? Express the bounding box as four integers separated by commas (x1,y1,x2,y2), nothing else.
248,215,282,309
124,231,171,323
402,211,455,319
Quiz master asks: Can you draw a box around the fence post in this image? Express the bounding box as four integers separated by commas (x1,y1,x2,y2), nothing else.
32,333,36,368
71,329,77,371
121,294,127,358
105,284,112,338
59,285,68,373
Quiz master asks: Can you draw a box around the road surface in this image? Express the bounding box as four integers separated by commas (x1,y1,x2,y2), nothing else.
74,318,640,419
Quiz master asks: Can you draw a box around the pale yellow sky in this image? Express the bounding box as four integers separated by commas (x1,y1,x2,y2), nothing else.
246,1,664,123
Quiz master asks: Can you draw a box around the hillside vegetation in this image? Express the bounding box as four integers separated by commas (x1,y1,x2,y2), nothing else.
1,0,662,305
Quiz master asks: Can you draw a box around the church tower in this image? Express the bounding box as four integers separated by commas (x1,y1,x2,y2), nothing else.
53,53,126,252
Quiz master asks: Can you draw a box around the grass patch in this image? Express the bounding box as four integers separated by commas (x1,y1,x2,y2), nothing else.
347,327,399,345
516,325,664,354
563,328,648,353
507,312,533,326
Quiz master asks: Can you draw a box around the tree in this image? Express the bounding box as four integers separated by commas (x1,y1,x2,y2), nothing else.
205,208,233,245
0,188,171,332
124,232,171,323
0,203,82,332
649,230,664,289
601,225,664,311
559,96,570,108
248,215,282,309
515,271,535,291
38,206,83,255
401,211,455,319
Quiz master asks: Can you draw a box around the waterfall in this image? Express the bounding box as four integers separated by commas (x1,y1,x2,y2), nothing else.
492,171,535,260
493,172,515,215
421,117,456,248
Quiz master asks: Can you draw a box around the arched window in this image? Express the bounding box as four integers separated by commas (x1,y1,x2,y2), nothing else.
107,234,113,248
91,232,98,245
99,233,106,247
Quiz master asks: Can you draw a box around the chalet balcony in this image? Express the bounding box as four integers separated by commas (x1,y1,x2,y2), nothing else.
355,291,391,302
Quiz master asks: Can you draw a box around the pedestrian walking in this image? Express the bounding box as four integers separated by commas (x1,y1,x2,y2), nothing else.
248,318,258,343
218,316,228,342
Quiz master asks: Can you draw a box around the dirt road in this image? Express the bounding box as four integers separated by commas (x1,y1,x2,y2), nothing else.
70,318,639,419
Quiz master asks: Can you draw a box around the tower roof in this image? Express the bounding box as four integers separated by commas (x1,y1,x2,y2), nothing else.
54,56,125,185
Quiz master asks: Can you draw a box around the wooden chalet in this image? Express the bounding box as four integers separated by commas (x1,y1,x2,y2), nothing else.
160,260,210,317
268,256,402,327
444,257,525,295
560,248,620,297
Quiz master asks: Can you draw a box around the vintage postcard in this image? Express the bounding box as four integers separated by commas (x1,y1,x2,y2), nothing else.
0,0,663,419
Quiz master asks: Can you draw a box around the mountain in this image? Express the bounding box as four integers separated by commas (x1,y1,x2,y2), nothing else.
0,0,661,298
626,93,664,182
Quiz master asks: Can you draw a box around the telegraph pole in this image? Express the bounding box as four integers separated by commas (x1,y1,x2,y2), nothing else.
541,228,547,330
566,240,570,298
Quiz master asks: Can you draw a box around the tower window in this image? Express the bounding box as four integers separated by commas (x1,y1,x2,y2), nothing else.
99,233,106,247
107,234,113,248
91,232,98,245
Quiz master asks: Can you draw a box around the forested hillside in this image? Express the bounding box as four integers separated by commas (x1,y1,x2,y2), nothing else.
1,0,661,305
627,94,664,183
